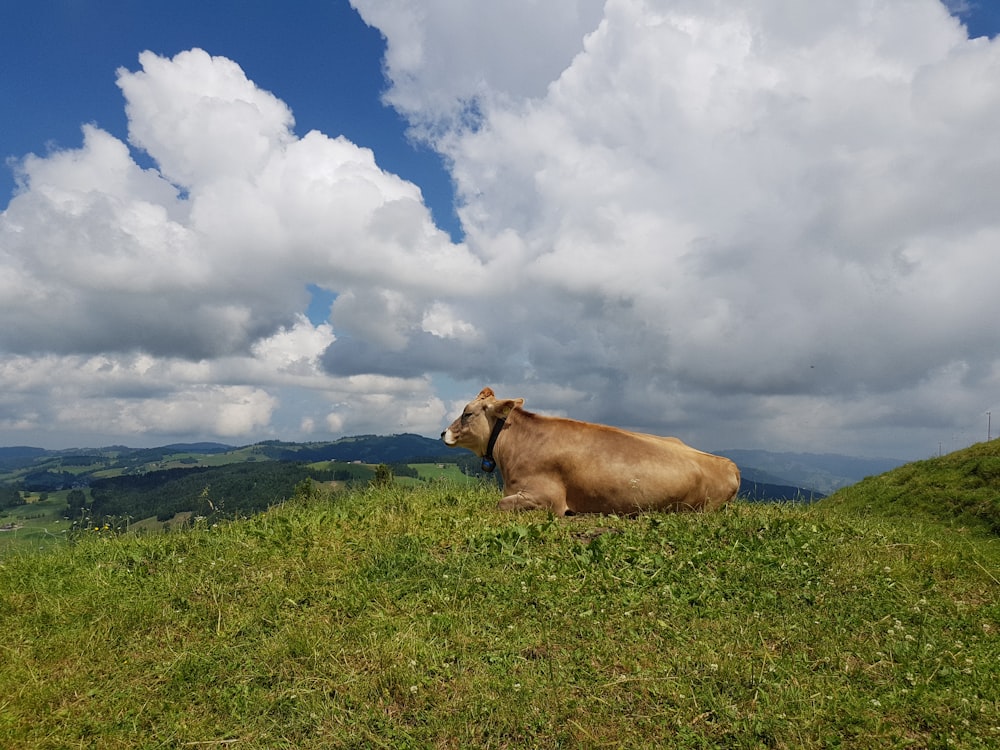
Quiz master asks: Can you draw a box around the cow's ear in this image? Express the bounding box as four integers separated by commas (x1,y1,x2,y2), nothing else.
477,387,495,400
490,398,523,418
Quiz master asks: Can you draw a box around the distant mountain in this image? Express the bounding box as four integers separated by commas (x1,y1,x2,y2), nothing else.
158,442,234,454
254,434,449,464
0,447,50,460
719,450,905,495
0,446,50,471
739,478,824,503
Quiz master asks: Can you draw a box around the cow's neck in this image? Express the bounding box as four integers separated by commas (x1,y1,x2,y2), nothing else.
481,417,506,473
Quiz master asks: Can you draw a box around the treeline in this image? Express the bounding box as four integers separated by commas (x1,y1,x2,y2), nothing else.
21,470,79,492
77,463,339,523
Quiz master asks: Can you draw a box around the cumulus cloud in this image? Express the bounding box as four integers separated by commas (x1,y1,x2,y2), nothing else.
3,3,1000,458
0,47,471,444
350,0,606,137
347,0,1000,457
0,316,448,444
1,48,479,363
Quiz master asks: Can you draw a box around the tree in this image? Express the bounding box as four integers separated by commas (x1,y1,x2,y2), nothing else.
67,489,87,512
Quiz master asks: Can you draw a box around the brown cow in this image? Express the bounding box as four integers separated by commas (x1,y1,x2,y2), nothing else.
441,387,740,515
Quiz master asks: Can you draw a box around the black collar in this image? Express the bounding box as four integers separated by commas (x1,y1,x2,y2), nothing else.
481,417,506,473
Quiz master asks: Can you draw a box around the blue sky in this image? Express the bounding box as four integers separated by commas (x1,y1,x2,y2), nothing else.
1,1,999,458
957,1,1000,38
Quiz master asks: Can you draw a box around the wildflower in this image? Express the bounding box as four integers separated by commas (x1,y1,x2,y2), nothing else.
871,699,882,708
409,685,418,694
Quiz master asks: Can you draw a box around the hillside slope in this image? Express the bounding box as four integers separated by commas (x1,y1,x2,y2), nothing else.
821,439,1000,533
1,483,998,748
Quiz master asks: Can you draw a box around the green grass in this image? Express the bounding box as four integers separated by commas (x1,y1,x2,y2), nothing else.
1,479,998,748
386,463,480,488
394,462,481,488
825,439,1000,532
0,493,71,553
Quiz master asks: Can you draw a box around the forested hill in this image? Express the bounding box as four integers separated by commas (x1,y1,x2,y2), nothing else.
81,462,338,523
0,434,451,492
254,434,447,463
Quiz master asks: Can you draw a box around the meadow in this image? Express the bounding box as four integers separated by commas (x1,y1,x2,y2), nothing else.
1,457,998,748
0,491,73,553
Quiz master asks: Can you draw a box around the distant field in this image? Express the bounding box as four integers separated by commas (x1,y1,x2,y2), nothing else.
392,463,479,488
0,492,71,553
409,463,475,482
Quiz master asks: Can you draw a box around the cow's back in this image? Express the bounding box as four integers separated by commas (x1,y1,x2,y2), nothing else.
497,411,739,514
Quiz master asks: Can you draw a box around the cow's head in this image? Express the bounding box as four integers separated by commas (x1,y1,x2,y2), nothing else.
441,387,523,456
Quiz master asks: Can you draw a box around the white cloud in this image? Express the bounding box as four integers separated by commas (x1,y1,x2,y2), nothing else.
421,301,477,341
350,0,605,137
119,49,296,188
348,0,1000,458
0,317,444,445
0,352,277,441
0,47,482,444
3,3,1000,459
58,385,279,439
1,48,480,363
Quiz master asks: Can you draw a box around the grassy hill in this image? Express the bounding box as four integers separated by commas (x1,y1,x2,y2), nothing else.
822,438,1000,533
2,454,999,747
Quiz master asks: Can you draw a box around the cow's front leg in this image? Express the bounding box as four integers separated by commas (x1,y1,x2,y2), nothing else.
498,488,568,516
